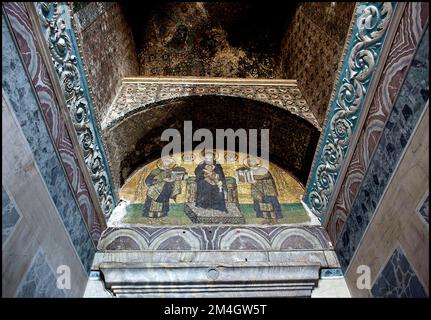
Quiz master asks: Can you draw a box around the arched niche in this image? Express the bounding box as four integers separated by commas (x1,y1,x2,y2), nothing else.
102,95,320,192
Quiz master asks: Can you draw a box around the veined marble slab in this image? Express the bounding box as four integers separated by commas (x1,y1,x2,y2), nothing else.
89,248,339,297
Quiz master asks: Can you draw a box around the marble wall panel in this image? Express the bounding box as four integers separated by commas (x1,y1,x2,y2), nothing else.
2,2,103,244
328,2,430,242
16,250,66,298
2,13,95,272
335,27,429,271
370,247,427,297
2,186,21,245
2,93,88,297
343,106,429,297
417,193,429,224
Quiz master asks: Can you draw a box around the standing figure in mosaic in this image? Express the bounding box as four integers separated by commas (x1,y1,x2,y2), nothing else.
194,150,228,212
245,158,283,221
142,158,187,218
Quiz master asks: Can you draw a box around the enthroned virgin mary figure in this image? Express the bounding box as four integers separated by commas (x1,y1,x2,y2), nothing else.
142,158,187,218
194,150,227,212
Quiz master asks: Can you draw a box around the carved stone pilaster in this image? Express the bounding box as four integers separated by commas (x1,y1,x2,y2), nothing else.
304,2,397,222
35,2,115,218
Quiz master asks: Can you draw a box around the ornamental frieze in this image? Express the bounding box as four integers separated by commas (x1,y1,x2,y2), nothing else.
304,2,396,222
36,2,116,218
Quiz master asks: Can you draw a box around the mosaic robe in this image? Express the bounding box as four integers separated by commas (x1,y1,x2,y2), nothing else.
142,167,183,218
251,171,283,219
195,161,227,212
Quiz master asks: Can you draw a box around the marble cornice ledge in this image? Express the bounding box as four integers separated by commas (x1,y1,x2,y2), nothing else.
100,77,322,132
92,248,339,297
99,260,322,298
92,250,339,267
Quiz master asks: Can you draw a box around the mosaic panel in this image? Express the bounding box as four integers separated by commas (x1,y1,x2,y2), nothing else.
73,2,115,29
371,247,427,297
278,2,356,124
128,3,291,79
328,2,430,242
98,225,332,251
2,14,95,272
299,2,356,46
16,250,66,297
113,151,311,226
73,2,139,126
335,28,429,271
103,94,320,192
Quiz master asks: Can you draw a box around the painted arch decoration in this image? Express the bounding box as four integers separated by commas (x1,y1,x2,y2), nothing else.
35,2,116,218
304,2,397,222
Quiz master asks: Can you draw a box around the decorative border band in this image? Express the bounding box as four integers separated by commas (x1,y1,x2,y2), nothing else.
102,77,320,131
3,2,104,243
35,2,116,218
304,2,396,222
326,2,429,241
98,225,332,251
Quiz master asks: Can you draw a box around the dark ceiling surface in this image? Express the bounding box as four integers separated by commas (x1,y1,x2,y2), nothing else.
120,2,299,78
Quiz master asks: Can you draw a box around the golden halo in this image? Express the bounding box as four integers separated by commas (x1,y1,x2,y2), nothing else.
244,157,262,168
224,151,238,161
199,149,219,161
156,157,176,170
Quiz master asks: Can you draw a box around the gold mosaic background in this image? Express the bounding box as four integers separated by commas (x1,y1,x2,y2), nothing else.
120,151,304,205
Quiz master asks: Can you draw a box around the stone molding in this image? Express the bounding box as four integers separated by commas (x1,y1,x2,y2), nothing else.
100,262,321,297
34,2,116,218
98,225,332,251
326,2,429,241
102,77,321,131
304,2,398,222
